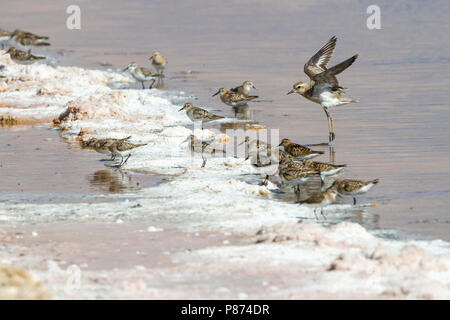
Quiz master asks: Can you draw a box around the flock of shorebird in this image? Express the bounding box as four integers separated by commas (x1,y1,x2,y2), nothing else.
174,36,378,210
0,28,379,211
0,28,49,62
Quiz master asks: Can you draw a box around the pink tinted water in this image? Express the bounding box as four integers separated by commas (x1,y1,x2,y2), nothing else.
0,0,449,240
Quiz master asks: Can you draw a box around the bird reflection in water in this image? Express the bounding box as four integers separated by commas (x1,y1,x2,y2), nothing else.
232,104,252,120
88,169,141,193
154,77,165,90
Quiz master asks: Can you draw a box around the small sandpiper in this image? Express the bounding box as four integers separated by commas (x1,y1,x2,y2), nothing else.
5,47,45,62
302,159,346,179
243,136,275,155
0,29,13,49
12,29,50,47
243,137,299,164
149,51,167,75
299,187,339,218
278,138,324,160
108,140,147,167
333,178,379,204
183,134,217,153
12,29,49,41
213,88,258,107
230,81,257,95
279,157,320,201
182,134,224,167
85,136,131,160
287,36,358,141
178,103,224,126
123,62,161,89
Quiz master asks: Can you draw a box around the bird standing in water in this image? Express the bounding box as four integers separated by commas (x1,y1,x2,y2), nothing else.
287,36,358,142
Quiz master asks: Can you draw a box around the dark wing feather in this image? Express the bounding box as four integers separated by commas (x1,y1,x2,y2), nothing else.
229,85,240,93
193,107,223,120
313,54,358,89
304,36,337,79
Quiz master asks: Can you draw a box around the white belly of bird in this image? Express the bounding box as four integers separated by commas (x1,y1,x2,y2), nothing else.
233,100,248,107
186,109,199,122
282,174,313,187
0,36,10,42
318,90,343,108
96,148,111,155
320,167,344,177
296,153,321,160
133,71,154,82
153,62,166,71
343,183,375,196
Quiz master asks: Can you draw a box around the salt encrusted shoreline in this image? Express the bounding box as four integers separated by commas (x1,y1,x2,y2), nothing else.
1,51,450,299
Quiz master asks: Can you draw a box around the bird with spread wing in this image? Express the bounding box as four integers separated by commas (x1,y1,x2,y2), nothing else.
287,36,358,142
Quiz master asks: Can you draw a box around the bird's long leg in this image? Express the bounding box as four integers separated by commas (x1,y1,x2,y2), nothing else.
353,197,357,205
329,114,335,141
122,154,131,166
329,146,335,164
261,174,269,186
201,155,207,168
320,208,327,220
322,106,331,135
141,81,145,89
295,185,301,202
119,154,124,165
148,79,156,89
322,107,335,142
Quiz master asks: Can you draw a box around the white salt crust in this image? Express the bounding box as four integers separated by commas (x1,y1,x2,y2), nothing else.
1,51,450,299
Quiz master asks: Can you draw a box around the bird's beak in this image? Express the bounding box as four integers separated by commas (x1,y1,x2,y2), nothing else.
238,139,247,146
287,89,294,95
178,106,186,112
252,85,257,89
278,142,283,147
149,56,153,61
122,67,129,72
212,90,220,97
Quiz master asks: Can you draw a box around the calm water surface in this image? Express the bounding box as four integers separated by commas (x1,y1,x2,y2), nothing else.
0,0,449,239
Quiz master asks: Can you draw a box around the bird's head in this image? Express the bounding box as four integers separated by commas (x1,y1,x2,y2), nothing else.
287,81,309,95
179,102,194,112
85,138,98,147
149,51,162,61
278,138,291,148
212,88,227,97
123,62,137,72
243,81,256,90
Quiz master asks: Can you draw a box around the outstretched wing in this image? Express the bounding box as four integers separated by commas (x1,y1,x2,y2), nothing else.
304,36,337,80
229,85,240,93
313,54,358,89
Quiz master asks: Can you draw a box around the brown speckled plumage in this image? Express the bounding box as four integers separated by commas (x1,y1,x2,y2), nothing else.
333,178,379,204
299,187,338,205
279,138,324,159
213,88,258,107
179,103,224,123
6,47,45,62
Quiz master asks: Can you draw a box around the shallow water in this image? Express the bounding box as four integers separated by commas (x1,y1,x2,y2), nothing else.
0,126,163,204
1,0,449,240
